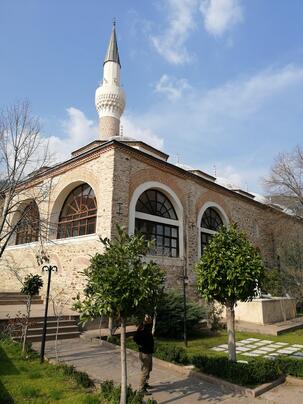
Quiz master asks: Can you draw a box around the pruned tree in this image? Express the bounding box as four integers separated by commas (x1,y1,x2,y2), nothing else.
264,145,303,215
195,224,264,362
50,288,70,361
0,101,51,258
20,273,43,353
73,226,165,404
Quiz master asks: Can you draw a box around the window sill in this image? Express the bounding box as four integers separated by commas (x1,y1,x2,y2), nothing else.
143,255,184,266
6,233,99,251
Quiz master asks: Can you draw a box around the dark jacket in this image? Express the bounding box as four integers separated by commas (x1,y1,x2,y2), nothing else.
133,323,154,354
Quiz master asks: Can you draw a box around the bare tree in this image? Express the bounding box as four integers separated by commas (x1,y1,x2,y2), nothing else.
0,101,51,258
264,145,303,215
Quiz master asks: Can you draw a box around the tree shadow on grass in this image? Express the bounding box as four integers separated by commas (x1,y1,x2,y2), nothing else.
0,345,19,403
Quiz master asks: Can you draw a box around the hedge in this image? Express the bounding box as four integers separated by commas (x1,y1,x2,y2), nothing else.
192,355,282,387
275,356,303,378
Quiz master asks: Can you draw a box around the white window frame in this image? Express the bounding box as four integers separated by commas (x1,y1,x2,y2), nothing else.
129,181,184,258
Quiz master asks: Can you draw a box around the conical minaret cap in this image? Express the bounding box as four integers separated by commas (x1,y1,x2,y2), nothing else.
104,23,121,67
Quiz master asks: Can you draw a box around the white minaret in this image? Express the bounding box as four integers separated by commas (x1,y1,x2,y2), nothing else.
95,23,126,140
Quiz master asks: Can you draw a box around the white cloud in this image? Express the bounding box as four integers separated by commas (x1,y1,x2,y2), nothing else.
154,74,191,101
47,107,98,163
46,108,164,164
121,115,164,150
150,0,198,64
200,0,243,37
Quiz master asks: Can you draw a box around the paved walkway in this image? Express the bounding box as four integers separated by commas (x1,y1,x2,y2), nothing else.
31,337,303,404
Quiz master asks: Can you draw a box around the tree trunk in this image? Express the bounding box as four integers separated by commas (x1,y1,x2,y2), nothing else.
226,301,236,362
108,316,113,340
152,310,157,336
120,316,127,404
22,296,32,354
99,315,103,344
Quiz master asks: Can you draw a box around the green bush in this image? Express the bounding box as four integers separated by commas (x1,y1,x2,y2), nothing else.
192,355,282,387
100,380,156,403
275,356,303,378
155,289,207,338
58,364,94,388
155,344,189,365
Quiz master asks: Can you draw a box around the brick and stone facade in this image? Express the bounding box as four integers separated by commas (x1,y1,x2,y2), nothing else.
2,139,303,304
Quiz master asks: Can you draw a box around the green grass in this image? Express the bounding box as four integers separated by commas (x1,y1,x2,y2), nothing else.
122,328,303,361
0,339,101,403
154,329,303,360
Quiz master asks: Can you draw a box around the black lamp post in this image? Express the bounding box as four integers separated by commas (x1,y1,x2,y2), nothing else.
40,264,57,363
183,274,189,347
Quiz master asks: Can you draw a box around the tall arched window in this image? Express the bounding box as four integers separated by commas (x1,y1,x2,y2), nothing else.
57,184,97,239
135,189,179,257
200,207,224,254
15,201,40,245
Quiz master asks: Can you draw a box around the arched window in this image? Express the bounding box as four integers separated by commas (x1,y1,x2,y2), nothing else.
15,201,40,245
135,189,179,257
57,184,97,239
200,207,224,254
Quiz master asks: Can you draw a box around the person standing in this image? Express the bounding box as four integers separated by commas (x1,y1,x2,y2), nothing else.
133,314,154,395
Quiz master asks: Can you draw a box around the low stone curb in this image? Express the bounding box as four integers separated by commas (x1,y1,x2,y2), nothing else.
286,375,303,386
88,338,286,398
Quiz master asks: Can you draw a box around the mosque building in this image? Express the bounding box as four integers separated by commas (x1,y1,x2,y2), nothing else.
2,24,302,301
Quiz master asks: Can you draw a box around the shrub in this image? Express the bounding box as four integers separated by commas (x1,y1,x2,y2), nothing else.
100,380,156,403
155,344,189,365
275,356,303,378
192,355,282,387
58,364,94,388
155,290,207,338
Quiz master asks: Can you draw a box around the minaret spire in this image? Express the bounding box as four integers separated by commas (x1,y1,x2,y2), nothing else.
95,22,125,140
104,21,121,67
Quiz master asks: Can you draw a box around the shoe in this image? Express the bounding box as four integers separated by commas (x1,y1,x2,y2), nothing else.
140,388,152,396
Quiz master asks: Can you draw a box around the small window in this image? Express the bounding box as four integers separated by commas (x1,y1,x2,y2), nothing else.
15,201,40,245
200,207,224,254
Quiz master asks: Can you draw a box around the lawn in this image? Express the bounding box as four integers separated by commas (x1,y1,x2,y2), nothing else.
164,329,303,358
123,328,303,360
0,339,100,404
155,329,303,358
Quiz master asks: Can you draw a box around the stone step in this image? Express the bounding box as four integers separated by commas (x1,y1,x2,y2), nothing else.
28,320,78,328
14,331,81,342
13,325,79,336
0,299,43,305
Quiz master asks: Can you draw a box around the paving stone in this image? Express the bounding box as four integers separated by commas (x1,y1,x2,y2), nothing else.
244,352,260,357
250,350,267,355
235,346,251,352
276,349,293,354
211,347,226,352
257,346,277,352
267,344,283,349
245,344,260,349
292,352,303,358
244,338,260,342
254,341,271,346
292,344,303,349
275,342,289,346
238,339,254,344
290,354,303,359
217,344,228,349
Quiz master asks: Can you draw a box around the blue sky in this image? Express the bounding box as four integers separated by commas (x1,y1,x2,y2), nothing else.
1,0,303,193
